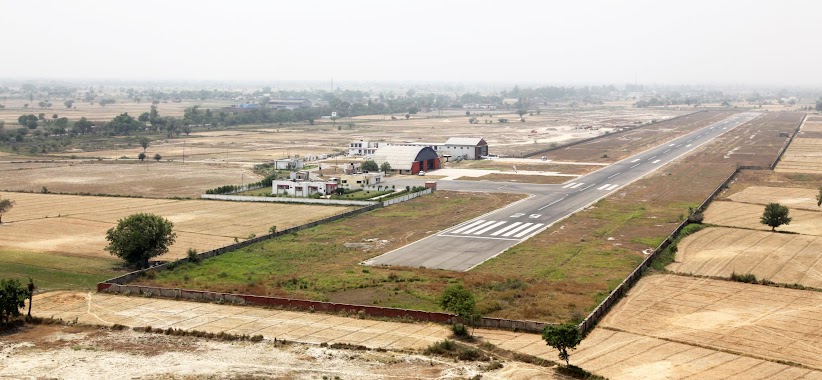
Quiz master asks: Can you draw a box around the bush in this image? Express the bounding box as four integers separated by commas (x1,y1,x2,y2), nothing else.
730,272,758,283
186,248,200,264
451,323,469,337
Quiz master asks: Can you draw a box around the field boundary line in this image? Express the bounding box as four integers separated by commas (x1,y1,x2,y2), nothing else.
770,113,807,170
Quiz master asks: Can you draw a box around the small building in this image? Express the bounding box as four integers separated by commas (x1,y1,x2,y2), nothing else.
267,99,312,110
273,158,304,170
440,137,488,160
348,141,385,156
372,145,441,175
271,178,337,197
338,172,384,189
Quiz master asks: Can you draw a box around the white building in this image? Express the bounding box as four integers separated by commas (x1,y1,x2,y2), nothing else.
273,158,304,170
348,141,385,156
271,179,338,197
337,172,384,189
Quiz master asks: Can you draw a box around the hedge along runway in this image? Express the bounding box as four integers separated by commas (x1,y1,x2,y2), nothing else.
32,291,450,351
0,191,354,261
599,274,822,371
669,227,822,288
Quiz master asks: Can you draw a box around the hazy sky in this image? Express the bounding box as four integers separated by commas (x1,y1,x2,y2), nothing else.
3,0,820,85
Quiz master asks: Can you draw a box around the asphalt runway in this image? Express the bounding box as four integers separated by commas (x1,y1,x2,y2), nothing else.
364,112,762,271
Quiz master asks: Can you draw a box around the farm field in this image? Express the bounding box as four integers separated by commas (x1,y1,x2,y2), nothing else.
777,115,822,174
0,161,258,198
0,191,354,263
668,226,822,288
704,201,822,235
599,274,822,370
0,99,231,124
477,328,822,380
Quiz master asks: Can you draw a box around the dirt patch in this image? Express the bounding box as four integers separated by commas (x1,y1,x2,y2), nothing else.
2,323,552,379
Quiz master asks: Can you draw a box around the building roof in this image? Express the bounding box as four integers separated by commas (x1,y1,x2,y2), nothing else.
444,137,486,146
268,99,310,104
372,145,438,171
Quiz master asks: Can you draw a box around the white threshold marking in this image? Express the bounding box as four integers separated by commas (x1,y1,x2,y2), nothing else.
652,159,661,164
606,184,619,191
607,172,620,179
668,144,675,146
439,234,519,241
513,223,545,238
502,223,533,237
490,222,523,236
598,184,609,190
450,220,486,234
462,220,498,234
570,183,584,189
473,221,506,235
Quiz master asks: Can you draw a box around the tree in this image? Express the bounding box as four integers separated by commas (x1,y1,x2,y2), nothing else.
26,278,35,319
380,161,392,174
439,284,476,320
105,213,177,269
64,99,74,109
138,136,150,152
138,112,150,125
182,125,192,136
542,323,582,366
138,152,146,161
73,117,93,134
0,197,14,224
361,160,379,172
760,202,791,231
817,186,822,207
468,117,478,124
153,153,162,161
517,109,528,118
0,279,28,324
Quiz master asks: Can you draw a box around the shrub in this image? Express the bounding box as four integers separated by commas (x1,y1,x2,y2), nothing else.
451,323,469,338
730,272,758,283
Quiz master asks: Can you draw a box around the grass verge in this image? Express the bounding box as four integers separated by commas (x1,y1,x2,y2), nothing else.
0,250,124,290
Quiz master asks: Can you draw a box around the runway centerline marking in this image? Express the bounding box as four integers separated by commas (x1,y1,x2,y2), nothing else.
630,163,640,168
538,197,566,211
607,172,620,179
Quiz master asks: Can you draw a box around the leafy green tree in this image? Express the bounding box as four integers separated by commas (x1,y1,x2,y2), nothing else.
760,203,791,231
517,109,528,117
439,284,478,334
105,213,177,269
361,160,379,172
153,153,162,161
182,125,192,136
0,279,28,324
138,112,150,125
138,137,150,152
380,161,392,174
138,152,146,161
542,323,582,366
64,99,74,109
73,117,93,134
0,196,14,224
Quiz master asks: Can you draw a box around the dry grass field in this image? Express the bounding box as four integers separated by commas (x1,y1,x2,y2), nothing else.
601,274,822,370
704,201,822,235
669,227,822,287
726,185,821,211
0,161,258,198
0,191,354,261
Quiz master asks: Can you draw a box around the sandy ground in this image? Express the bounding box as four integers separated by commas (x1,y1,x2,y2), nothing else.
669,226,822,287
600,274,822,370
0,161,259,198
0,192,353,261
0,324,564,380
726,186,822,211
704,201,822,236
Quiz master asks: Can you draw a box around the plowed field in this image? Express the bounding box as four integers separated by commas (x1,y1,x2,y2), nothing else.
0,191,354,261
669,227,822,288
600,275,822,370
